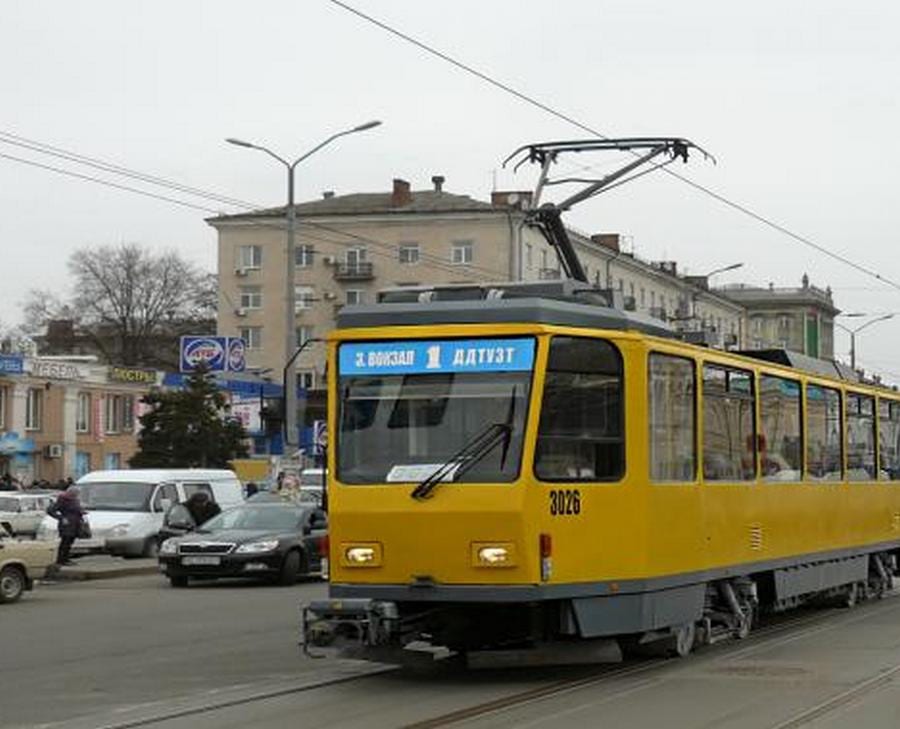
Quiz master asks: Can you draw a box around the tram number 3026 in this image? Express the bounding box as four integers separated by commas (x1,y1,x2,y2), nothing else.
549,489,581,516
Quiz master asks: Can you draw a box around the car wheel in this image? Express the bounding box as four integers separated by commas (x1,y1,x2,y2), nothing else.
169,575,189,588
142,538,160,559
0,565,26,604
278,550,301,586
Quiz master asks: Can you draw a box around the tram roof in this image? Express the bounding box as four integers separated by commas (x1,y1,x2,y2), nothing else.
336,292,674,338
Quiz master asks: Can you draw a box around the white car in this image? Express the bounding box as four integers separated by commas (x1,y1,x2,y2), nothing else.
0,492,57,537
36,469,244,558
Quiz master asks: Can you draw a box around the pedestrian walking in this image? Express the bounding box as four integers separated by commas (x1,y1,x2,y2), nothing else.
0,473,17,491
46,489,87,566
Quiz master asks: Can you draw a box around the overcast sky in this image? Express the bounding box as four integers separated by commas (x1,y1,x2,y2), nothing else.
2,1,899,376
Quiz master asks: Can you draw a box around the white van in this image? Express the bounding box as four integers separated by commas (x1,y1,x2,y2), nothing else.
36,469,244,558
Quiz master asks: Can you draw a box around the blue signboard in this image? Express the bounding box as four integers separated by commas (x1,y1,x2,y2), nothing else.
180,336,246,373
339,338,536,376
0,355,24,375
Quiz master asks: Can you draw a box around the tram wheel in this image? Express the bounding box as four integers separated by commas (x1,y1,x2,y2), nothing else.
670,622,696,658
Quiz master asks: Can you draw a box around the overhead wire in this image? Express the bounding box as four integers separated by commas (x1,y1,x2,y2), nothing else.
325,0,900,293
0,136,508,281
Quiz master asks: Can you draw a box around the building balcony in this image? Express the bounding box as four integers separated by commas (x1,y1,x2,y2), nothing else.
333,262,375,281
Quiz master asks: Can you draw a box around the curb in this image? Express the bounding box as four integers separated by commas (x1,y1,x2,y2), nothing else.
42,564,160,582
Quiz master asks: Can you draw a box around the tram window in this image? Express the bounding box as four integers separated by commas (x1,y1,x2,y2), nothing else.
702,365,756,481
648,354,696,482
535,337,623,482
846,393,876,481
806,385,842,481
759,375,802,482
878,400,900,481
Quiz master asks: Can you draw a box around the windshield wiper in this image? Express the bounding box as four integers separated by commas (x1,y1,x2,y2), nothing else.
410,386,519,501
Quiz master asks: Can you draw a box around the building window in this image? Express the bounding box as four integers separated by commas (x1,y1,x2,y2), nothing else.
535,337,624,482
239,326,262,350
346,247,367,270
297,371,315,390
122,395,134,431
295,244,315,268
399,244,420,265
847,393,876,480
451,241,474,265
237,245,262,270
346,290,365,305
294,286,315,311
618,278,624,292
525,243,533,268
541,250,548,270
104,395,133,434
239,286,262,309
104,453,121,470
759,375,802,481
650,291,656,309
702,365,756,481
648,354,696,482
76,392,91,433
0,386,6,429
25,388,42,431
296,326,314,348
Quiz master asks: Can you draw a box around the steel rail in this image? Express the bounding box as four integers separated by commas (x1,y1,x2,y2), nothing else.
402,592,900,728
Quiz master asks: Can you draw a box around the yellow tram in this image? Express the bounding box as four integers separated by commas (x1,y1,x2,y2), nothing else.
303,138,900,663
304,282,900,663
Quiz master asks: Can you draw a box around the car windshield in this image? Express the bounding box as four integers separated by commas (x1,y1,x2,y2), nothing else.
75,482,155,511
337,338,534,484
202,506,302,532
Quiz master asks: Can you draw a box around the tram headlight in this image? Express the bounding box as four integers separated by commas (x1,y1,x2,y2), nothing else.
341,543,382,567
472,542,516,567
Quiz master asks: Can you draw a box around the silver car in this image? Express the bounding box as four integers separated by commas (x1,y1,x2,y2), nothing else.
0,492,56,537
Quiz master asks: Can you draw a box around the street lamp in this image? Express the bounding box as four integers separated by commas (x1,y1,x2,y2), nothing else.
835,313,894,370
691,262,744,320
226,120,382,450
704,262,744,279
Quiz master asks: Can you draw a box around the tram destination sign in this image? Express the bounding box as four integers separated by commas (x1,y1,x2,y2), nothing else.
339,338,535,376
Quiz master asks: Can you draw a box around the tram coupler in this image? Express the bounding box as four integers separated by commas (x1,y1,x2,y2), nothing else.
301,598,399,658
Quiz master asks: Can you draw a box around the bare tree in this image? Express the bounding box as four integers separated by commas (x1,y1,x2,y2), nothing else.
23,243,216,367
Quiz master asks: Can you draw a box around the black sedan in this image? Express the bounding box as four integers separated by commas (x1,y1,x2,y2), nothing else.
158,503,327,587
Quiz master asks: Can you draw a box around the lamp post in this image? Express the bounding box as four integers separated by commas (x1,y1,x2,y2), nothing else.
226,121,381,451
835,313,894,370
691,262,744,320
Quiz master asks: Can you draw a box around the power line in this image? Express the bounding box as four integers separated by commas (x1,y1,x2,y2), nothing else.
326,0,900,293
0,129,257,209
0,151,226,214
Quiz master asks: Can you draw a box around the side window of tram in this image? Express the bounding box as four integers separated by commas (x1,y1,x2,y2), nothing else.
759,375,802,482
535,337,624,482
806,385,843,480
879,400,900,481
846,393,876,480
702,365,756,481
648,354,696,482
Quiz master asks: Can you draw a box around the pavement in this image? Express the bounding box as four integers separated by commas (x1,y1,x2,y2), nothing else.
41,554,159,581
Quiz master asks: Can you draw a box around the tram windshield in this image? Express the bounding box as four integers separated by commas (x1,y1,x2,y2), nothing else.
337,338,534,484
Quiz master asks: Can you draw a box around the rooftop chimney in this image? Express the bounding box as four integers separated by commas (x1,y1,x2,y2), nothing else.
591,233,620,253
322,191,335,199
490,190,533,210
391,178,412,207
431,175,445,192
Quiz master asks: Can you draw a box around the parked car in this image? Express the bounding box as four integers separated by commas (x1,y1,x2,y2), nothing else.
0,492,56,537
36,469,244,558
158,502,327,587
0,522,55,603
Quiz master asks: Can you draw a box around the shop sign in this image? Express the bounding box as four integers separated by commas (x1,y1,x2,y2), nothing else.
31,360,83,380
0,355,24,375
180,336,246,373
108,366,158,385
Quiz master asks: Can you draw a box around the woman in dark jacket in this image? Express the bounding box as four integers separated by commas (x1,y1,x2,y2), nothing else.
47,489,86,566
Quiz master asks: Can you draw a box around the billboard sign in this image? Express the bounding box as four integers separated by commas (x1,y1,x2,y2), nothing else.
180,336,246,373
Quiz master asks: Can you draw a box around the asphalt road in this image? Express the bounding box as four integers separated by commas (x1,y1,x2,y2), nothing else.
5,574,900,729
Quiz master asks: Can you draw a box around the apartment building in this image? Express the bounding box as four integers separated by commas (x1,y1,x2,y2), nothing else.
718,275,839,358
208,177,746,391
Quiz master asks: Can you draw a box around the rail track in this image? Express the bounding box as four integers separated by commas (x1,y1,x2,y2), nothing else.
73,591,898,729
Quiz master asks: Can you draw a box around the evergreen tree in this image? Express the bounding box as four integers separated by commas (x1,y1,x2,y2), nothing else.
130,367,249,468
